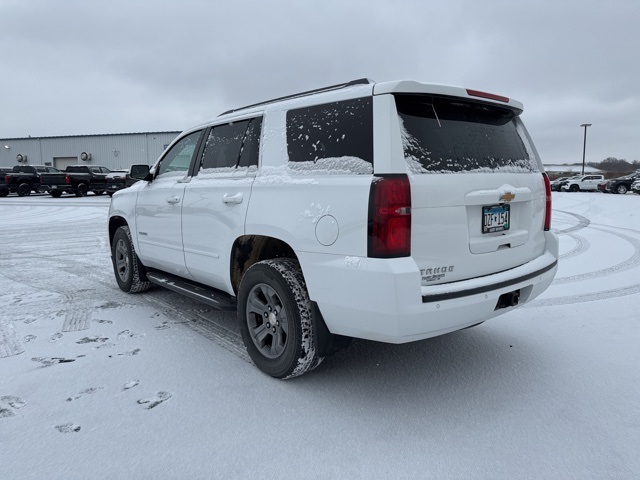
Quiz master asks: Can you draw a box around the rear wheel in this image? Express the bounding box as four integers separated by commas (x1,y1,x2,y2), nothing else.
111,225,152,293
75,183,88,197
17,183,31,197
616,185,628,194
238,258,322,379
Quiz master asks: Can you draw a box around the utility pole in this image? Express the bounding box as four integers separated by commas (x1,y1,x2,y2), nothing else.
580,123,592,175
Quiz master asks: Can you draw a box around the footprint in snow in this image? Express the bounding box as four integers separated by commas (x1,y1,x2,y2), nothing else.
109,348,141,358
117,330,144,340
123,380,140,391
56,423,81,433
154,322,171,330
66,387,104,402
76,336,109,344
0,396,26,419
137,391,172,409
93,319,113,324
49,332,63,342
32,357,76,367
23,335,37,343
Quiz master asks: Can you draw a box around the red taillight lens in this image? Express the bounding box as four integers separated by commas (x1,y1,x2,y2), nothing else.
4,175,9,183
466,89,510,103
368,174,411,258
543,173,552,231
65,175,71,184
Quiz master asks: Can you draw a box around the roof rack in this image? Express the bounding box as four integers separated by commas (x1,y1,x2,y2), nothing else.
219,78,374,116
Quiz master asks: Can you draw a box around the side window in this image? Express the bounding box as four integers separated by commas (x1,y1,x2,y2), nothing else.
201,121,250,170
157,130,203,177
286,97,373,174
199,117,262,171
238,117,262,168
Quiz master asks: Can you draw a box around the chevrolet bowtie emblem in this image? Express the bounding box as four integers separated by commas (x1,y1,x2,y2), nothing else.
500,192,516,203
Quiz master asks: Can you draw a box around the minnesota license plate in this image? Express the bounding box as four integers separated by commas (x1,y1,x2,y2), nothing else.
482,204,510,233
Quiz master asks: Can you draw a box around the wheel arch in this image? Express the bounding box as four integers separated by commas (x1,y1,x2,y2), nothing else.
230,235,297,295
108,215,129,250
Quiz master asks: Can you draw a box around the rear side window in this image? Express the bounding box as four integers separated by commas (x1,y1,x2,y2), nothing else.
395,94,539,174
286,97,373,174
199,117,261,172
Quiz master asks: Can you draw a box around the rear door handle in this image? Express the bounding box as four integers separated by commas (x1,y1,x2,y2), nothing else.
166,196,181,204
222,193,243,205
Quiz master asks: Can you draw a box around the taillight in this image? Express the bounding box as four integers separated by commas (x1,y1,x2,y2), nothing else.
543,173,552,231
65,175,71,184
4,175,9,183
368,174,411,258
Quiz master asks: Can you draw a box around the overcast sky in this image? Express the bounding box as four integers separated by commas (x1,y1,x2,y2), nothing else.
1,0,638,164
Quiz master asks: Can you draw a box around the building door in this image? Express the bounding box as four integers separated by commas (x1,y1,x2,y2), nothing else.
53,157,78,170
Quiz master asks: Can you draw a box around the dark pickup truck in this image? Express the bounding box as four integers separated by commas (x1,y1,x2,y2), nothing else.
41,165,111,197
2,165,62,197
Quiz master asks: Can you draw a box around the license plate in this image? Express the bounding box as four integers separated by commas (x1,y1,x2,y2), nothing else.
482,204,510,233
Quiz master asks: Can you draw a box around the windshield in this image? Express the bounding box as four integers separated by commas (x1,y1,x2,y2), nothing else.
395,94,539,174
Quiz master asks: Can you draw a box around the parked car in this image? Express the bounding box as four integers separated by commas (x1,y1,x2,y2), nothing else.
108,78,558,379
561,174,605,192
41,165,111,197
601,172,640,194
106,167,142,196
4,165,62,196
631,179,640,195
0,167,13,196
550,176,571,192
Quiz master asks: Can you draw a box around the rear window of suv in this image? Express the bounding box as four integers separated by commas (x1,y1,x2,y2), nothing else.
286,97,373,174
395,94,539,174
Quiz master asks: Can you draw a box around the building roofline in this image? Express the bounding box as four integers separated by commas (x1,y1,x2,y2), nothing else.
1,131,181,141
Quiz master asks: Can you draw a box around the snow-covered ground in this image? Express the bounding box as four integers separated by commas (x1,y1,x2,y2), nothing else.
1,192,639,479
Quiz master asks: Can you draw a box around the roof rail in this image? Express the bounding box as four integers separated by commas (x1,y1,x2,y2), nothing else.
218,78,374,116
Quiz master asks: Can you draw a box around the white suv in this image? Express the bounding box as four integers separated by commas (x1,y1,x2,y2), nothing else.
560,174,605,192
108,79,558,379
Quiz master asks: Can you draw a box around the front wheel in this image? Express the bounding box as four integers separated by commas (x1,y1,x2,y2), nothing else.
50,190,63,198
569,184,580,192
111,225,152,293
238,258,322,379
616,185,628,194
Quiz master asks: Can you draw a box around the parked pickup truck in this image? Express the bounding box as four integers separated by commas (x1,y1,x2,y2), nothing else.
41,165,112,197
3,165,62,197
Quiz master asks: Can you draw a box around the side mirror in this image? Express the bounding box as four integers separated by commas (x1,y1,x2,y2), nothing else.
130,165,152,181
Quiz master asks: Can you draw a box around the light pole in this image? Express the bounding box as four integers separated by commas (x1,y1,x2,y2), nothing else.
580,123,592,175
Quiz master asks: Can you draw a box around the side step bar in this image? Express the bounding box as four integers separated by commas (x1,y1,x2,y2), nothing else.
146,271,237,311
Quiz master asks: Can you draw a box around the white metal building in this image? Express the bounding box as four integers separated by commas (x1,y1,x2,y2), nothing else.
0,131,180,171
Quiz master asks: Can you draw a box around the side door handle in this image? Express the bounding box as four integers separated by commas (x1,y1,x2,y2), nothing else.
222,192,243,205
166,196,181,204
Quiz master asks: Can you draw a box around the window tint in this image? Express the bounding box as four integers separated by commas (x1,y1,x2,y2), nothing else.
238,117,262,168
286,97,373,174
395,94,539,174
157,130,203,177
198,117,262,172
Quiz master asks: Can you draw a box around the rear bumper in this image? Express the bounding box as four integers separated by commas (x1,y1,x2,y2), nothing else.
300,232,559,343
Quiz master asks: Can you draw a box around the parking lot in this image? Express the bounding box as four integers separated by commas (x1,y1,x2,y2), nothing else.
1,192,639,479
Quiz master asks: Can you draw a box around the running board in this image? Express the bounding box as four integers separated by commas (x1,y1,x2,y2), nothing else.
146,271,237,311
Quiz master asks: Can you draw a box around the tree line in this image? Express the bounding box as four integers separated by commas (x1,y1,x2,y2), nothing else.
588,157,640,173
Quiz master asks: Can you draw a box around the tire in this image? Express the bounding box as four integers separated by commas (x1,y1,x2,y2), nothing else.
616,185,628,194
75,183,88,197
50,190,63,198
111,225,152,293
569,184,579,192
0,189,8,197
238,258,322,379
17,183,31,197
